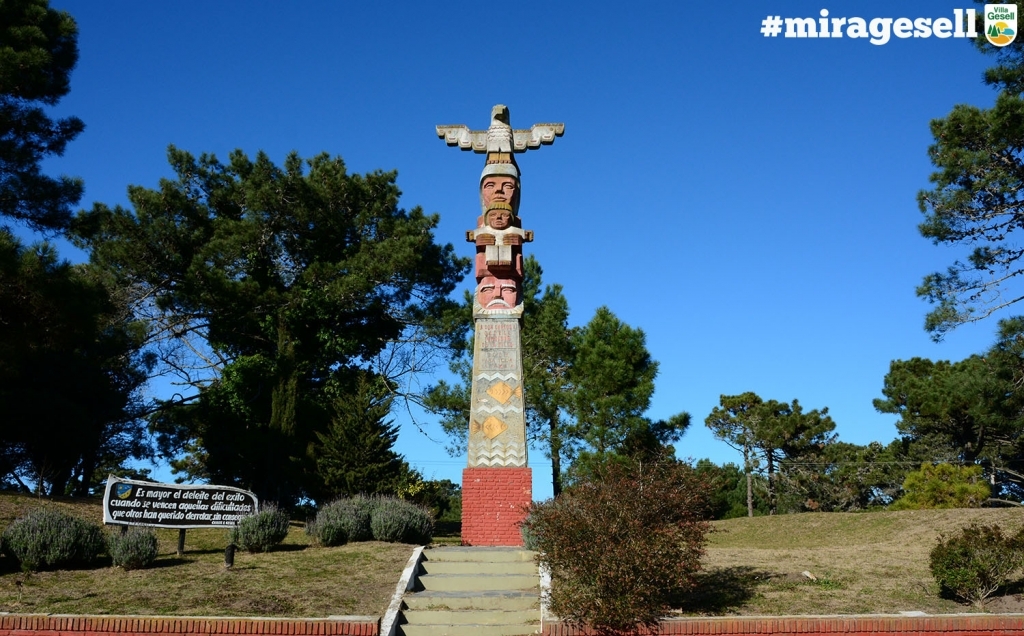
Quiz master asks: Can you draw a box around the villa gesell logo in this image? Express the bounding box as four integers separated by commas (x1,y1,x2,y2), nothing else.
986,4,1017,46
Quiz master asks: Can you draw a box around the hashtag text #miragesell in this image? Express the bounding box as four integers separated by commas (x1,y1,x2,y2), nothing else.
760,9,979,45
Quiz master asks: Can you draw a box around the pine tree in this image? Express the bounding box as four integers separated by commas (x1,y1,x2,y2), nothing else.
568,307,658,458
311,373,407,501
520,258,575,495
917,36,1024,336
706,392,835,515
0,0,84,232
0,230,151,494
77,147,468,505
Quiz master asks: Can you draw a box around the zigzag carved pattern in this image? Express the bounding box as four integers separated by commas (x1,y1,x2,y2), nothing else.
475,372,518,382
473,404,521,416
468,438,527,467
470,449,527,467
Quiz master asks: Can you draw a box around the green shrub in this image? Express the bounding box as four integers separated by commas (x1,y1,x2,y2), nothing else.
369,497,433,544
523,460,711,635
891,463,990,510
520,519,539,551
306,496,375,546
929,523,1024,606
107,527,158,570
307,512,348,547
1,508,105,572
230,506,290,553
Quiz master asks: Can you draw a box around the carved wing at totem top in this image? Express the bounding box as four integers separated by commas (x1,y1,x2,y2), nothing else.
436,125,488,152
436,122,565,154
512,124,565,151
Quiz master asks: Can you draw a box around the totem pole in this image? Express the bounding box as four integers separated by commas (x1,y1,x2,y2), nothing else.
437,105,563,546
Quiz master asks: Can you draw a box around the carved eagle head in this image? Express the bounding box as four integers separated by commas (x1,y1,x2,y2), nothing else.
491,104,510,126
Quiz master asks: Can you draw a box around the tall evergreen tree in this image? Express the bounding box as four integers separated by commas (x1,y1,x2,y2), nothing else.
0,230,152,494
782,440,909,512
75,147,468,505
916,36,1024,337
310,372,407,502
705,392,835,515
520,258,575,495
705,392,761,517
566,306,689,476
0,0,84,233
874,356,1008,465
875,323,1024,502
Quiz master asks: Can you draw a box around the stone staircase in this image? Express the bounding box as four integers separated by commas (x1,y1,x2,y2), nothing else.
397,546,541,636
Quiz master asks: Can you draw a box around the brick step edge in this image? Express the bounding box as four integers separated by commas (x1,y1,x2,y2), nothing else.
542,614,1024,636
0,614,379,636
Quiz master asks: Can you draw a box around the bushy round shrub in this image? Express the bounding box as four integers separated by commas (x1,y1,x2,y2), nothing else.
929,523,1024,606
892,463,991,510
1,508,105,572
369,497,433,544
306,496,374,546
230,506,291,553
523,460,711,634
107,527,158,570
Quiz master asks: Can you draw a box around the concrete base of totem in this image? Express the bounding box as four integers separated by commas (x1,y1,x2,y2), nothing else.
461,467,532,546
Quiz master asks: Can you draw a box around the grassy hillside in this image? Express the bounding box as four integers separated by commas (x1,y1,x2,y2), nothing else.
0,493,412,617
691,508,1024,615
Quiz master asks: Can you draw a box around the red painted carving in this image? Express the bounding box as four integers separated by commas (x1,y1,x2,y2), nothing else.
476,275,520,311
467,173,532,287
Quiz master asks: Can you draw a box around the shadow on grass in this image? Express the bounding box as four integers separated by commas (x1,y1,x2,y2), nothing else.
167,548,229,557
172,543,309,557
674,566,768,614
1002,578,1024,595
936,576,1024,606
149,557,195,568
435,521,461,538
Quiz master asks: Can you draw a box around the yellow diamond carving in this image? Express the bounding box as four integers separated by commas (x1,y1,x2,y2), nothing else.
469,420,482,435
482,416,508,439
487,381,514,404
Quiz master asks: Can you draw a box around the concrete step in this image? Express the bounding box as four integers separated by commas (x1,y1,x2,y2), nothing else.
399,623,539,636
403,590,539,611
423,547,534,563
417,573,539,592
403,608,538,625
396,547,541,636
420,560,537,576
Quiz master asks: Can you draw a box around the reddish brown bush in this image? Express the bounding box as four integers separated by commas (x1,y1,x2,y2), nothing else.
523,460,711,635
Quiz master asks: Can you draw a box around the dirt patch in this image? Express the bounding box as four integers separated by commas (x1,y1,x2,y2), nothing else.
983,594,1024,613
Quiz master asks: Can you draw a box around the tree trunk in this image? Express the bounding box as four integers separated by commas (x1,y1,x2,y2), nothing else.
75,439,99,496
270,314,298,435
766,453,777,515
744,445,753,517
550,410,563,497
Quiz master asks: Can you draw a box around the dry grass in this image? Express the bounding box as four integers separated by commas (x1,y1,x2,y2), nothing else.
3,494,1024,618
683,508,1024,616
0,493,413,617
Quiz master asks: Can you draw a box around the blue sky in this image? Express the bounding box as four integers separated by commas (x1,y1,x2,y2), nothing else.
30,1,1017,500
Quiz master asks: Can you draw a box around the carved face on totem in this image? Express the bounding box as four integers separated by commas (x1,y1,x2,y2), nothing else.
481,176,518,213
486,208,513,230
476,276,519,310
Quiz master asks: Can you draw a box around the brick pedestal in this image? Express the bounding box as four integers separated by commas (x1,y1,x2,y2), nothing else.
461,467,532,546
